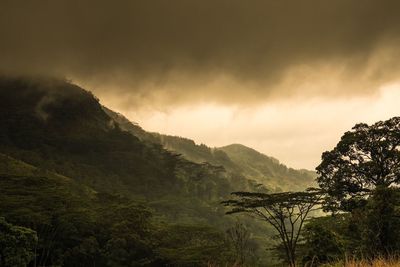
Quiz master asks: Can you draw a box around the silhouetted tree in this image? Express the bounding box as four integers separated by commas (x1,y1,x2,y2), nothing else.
316,117,400,257
317,117,400,212
223,190,322,267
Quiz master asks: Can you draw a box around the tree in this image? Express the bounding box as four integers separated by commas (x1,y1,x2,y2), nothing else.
317,117,400,212
301,215,347,265
223,190,322,267
154,224,233,267
0,217,38,267
226,220,250,265
357,187,400,256
316,117,400,256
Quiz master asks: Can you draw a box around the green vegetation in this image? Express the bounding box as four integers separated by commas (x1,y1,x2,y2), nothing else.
105,108,315,192
4,76,400,267
219,144,316,192
224,190,322,266
217,117,400,266
0,76,274,266
301,117,400,266
0,217,37,267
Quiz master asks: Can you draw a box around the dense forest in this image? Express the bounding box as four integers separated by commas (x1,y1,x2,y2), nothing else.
0,76,312,266
2,76,400,267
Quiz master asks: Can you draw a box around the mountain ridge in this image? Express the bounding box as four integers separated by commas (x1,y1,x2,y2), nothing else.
0,76,311,265
104,108,315,192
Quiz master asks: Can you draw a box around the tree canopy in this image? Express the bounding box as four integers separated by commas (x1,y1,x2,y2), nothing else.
0,217,37,267
223,189,322,266
302,117,400,262
317,117,400,211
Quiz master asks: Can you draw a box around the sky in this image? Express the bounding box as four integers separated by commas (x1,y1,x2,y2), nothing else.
1,0,400,169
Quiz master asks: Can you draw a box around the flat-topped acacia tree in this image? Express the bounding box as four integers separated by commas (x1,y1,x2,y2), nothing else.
223,189,322,267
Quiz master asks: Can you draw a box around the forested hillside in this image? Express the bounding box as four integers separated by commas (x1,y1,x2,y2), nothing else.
0,76,276,266
219,144,316,191
3,76,397,267
105,109,315,192
1,1,398,266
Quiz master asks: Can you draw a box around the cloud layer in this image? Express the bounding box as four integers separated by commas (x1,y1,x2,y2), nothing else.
2,0,400,107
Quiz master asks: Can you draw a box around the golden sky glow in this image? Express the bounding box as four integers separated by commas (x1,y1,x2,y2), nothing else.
101,83,400,170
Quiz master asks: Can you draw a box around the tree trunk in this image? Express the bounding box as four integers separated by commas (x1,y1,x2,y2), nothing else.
288,247,296,267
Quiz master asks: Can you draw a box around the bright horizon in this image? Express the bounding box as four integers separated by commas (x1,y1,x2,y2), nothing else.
96,82,400,170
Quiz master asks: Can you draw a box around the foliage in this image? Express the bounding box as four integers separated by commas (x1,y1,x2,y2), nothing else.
0,76,321,266
305,117,400,264
317,117,400,212
0,76,253,266
220,144,316,192
106,107,316,193
0,157,238,266
223,189,322,266
154,224,234,266
226,220,250,265
303,189,400,264
301,215,348,265
356,187,400,256
0,217,37,267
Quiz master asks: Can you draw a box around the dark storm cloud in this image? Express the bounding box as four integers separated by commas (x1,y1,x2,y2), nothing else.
1,0,400,106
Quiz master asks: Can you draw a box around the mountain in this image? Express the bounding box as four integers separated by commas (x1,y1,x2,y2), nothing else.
105,108,315,192
0,76,277,266
219,144,316,191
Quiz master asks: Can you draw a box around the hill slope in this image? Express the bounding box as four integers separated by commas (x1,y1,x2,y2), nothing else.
0,76,276,266
105,108,315,192
219,144,316,191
